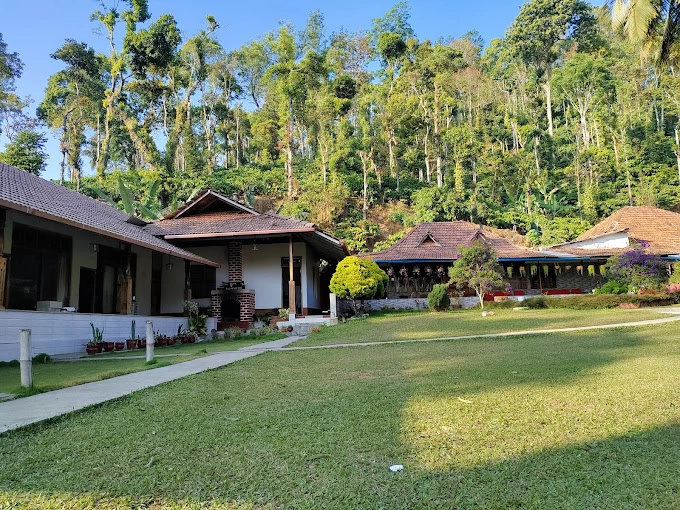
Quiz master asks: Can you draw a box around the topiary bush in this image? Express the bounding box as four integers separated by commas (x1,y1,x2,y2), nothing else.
428,284,451,311
330,256,389,313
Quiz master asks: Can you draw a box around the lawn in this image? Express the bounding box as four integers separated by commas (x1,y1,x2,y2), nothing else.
293,307,668,347
0,318,679,509
0,333,284,396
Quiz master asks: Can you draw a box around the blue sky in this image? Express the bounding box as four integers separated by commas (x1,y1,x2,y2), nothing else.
0,0,548,179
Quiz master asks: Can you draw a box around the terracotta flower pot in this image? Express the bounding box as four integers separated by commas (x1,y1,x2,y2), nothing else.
114,342,125,351
103,341,115,352
86,345,98,355
138,339,147,349
96,342,104,353
167,337,176,346
126,339,137,350
157,337,167,347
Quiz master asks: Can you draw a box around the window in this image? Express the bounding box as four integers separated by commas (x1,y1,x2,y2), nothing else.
190,265,216,299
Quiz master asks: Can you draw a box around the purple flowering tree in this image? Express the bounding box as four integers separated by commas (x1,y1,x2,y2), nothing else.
605,244,667,291
448,239,509,309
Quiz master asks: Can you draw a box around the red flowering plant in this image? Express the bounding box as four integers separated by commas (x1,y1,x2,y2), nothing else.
604,243,668,293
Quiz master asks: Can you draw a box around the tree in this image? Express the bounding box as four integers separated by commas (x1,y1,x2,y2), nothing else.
329,256,388,312
448,238,507,308
505,0,596,137
610,0,680,64
0,130,48,175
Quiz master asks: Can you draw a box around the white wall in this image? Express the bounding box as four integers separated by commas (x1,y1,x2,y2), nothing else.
0,310,188,361
242,241,306,310
160,254,185,314
564,232,629,250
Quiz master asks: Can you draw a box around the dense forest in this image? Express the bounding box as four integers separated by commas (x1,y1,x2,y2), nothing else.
1,0,680,253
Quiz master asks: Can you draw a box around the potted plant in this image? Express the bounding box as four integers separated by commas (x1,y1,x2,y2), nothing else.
114,340,125,351
88,323,104,354
155,330,167,347
184,300,207,340
270,308,289,327
126,320,137,350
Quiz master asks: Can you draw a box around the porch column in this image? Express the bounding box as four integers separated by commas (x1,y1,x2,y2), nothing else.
288,235,295,313
0,208,7,309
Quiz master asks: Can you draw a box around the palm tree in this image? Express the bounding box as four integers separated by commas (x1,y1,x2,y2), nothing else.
610,0,680,64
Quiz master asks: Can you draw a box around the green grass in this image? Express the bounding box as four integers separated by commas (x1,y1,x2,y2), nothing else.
0,319,679,508
0,334,284,396
293,307,668,347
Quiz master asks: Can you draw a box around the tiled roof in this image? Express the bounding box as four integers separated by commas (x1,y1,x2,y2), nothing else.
165,189,258,219
0,163,218,266
145,211,316,237
364,221,551,261
554,206,680,257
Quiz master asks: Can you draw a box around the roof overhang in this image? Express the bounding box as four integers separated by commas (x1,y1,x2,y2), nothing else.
0,198,219,267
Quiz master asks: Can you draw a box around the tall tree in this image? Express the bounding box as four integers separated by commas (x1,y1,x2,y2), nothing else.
505,0,596,137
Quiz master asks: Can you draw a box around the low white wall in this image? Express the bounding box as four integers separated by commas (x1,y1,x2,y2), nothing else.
0,311,189,361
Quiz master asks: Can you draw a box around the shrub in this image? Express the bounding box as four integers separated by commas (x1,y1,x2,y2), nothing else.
594,280,628,295
428,284,451,311
669,262,680,284
32,353,52,364
330,256,388,312
604,245,668,291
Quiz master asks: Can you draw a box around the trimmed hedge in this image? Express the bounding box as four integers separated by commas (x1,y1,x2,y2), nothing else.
486,293,680,310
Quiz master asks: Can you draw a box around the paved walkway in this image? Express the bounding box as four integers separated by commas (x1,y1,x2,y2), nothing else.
0,336,300,434
3,310,680,434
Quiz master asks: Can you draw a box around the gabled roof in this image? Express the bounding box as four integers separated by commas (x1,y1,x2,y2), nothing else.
166,189,258,219
365,221,550,262
146,210,317,238
0,163,218,267
553,206,680,257
148,203,348,260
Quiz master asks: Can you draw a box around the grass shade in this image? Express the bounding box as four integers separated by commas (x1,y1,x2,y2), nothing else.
0,320,679,508
294,307,667,347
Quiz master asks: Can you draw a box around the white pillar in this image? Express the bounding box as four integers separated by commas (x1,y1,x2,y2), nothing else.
19,329,32,388
145,321,154,362
329,293,337,319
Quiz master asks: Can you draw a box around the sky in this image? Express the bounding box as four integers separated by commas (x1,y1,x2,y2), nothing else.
1,0,540,180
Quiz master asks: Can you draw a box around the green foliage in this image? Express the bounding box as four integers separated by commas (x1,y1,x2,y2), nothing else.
669,262,680,284
448,239,508,308
0,130,48,175
594,280,629,295
329,256,388,311
428,284,451,311
334,220,379,253
604,245,668,291
32,353,52,364
373,230,408,252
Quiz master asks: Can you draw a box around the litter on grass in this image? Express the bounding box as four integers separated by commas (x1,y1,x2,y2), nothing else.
390,464,404,472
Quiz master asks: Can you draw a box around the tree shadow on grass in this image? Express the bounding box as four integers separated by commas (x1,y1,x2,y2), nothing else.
0,326,676,508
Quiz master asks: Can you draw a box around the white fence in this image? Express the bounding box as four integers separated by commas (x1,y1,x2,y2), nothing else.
0,310,191,362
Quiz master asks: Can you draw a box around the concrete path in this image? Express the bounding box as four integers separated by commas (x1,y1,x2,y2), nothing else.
3,309,680,434
0,336,300,434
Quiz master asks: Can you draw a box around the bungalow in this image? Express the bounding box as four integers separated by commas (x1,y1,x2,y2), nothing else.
144,189,348,329
0,162,219,360
362,221,563,307
544,206,680,286
0,165,346,360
